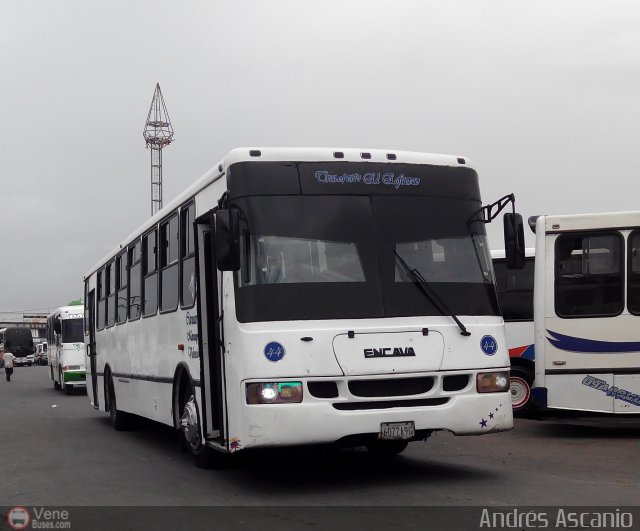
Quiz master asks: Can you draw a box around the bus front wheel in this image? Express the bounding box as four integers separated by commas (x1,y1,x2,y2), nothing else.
510,366,533,415
52,367,60,391
178,383,224,469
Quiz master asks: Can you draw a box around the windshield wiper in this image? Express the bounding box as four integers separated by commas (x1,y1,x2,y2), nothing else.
394,251,471,337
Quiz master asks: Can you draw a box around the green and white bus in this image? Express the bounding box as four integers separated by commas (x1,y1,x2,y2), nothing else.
48,306,86,394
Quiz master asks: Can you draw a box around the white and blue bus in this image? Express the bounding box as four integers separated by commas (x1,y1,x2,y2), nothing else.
47,306,86,394
529,212,640,415
84,147,523,467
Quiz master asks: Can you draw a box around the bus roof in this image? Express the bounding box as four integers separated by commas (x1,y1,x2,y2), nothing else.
536,211,640,233
85,147,473,278
48,306,84,319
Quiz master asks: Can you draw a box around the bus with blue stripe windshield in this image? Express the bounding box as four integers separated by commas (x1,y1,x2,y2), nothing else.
83,148,525,467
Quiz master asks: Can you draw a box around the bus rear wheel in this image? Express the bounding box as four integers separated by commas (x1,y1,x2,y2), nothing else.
178,383,225,469
366,440,409,456
510,367,533,415
52,367,60,390
107,374,131,431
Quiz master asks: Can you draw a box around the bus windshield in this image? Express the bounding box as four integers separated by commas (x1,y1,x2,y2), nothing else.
3,328,33,349
61,319,84,343
234,194,498,322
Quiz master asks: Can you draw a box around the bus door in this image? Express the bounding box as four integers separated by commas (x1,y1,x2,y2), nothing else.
195,212,226,445
86,290,99,409
545,231,631,413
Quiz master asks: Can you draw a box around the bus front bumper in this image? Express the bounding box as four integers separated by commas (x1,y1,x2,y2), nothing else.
63,370,87,386
230,383,513,451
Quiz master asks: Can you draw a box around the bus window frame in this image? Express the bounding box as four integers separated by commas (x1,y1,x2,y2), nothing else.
97,267,105,331
493,256,535,323
105,260,116,328
142,227,159,318
127,238,142,322
115,250,128,325
158,211,180,314
554,231,625,319
626,229,640,316
180,200,196,310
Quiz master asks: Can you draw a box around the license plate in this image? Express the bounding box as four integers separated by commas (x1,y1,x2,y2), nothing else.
379,421,415,440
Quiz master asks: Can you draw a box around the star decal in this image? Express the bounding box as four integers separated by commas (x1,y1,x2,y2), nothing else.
489,412,494,419
479,418,488,428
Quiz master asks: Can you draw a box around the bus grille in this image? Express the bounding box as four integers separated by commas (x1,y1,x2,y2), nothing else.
333,398,448,411
348,377,434,397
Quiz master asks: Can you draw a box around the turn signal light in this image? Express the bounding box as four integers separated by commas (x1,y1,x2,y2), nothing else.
476,371,510,393
246,382,303,404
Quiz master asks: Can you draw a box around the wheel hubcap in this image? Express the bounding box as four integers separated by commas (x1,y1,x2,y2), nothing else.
510,376,530,409
180,395,200,449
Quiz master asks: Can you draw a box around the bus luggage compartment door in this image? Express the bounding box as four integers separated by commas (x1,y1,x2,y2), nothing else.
547,373,615,413
332,331,444,376
613,374,640,413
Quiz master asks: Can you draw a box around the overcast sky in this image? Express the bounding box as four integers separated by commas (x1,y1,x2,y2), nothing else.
1,0,640,313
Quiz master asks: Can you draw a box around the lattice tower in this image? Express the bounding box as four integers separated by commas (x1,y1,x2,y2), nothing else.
143,83,174,216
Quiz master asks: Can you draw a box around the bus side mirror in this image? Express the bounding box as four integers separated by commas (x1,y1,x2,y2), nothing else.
53,317,62,334
504,213,526,269
215,209,240,271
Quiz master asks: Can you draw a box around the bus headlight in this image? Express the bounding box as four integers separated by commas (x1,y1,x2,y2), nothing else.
246,382,303,404
476,371,510,393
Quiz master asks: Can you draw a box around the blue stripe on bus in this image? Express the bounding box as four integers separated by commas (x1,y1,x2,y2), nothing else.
547,330,640,353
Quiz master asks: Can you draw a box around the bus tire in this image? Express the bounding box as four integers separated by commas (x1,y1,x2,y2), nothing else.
107,374,131,431
52,367,61,390
510,366,533,415
366,440,409,456
178,381,225,469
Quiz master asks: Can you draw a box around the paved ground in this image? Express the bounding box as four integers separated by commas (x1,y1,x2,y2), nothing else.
0,366,638,510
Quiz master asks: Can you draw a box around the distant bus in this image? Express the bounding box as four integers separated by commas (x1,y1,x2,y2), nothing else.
47,306,86,394
529,212,640,415
0,327,35,367
35,342,48,365
84,147,524,467
492,249,535,413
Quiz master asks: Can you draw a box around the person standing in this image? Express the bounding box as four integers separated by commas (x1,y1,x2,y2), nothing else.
3,351,15,381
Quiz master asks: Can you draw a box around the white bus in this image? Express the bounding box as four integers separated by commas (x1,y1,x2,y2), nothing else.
84,147,524,467
492,248,536,413
47,306,86,394
528,212,640,414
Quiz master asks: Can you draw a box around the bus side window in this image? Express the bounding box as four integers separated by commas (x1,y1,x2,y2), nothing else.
106,261,116,328
555,233,623,318
180,203,196,308
627,231,640,315
128,241,142,321
116,251,128,325
143,229,159,317
494,258,534,322
97,268,105,330
160,213,179,312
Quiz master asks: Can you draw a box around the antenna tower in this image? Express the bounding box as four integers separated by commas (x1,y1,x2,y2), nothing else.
143,83,174,216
